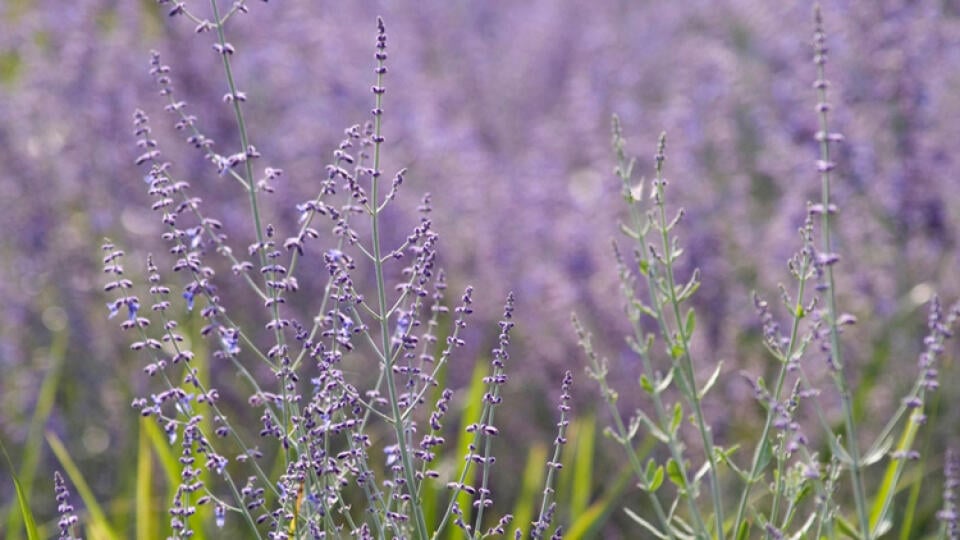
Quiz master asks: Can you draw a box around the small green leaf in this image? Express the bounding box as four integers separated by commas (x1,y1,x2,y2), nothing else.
736,521,750,540
694,460,710,484
828,434,854,465
655,368,675,393
670,343,684,359
862,435,893,466
676,270,701,302
639,259,649,276
666,458,687,489
624,508,669,539
1,440,39,540
698,361,723,399
644,458,656,479
836,514,863,540
683,308,696,337
627,413,642,441
636,411,669,444
649,466,664,492
669,403,683,435
795,303,805,318
640,374,654,394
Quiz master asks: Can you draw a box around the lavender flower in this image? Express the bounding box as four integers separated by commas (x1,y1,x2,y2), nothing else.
53,471,79,540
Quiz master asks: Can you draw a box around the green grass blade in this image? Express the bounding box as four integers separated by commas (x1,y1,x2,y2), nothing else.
444,361,487,540
3,325,68,539
512,442,547,537
136,419,156,540
1,438,39,540
566,460,635,540
142,417,180,492
46,431,120,540
570,414,596,518
868,409,921,532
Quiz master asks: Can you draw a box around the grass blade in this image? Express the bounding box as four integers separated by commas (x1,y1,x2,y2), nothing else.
3,325,68,539
512,442,547,537
444,361,487,540
1,438,39,540
570,414,596,519
46,431,120,540
136,419,156,540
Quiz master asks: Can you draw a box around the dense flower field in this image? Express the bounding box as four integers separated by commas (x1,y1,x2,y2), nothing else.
1,1,959,538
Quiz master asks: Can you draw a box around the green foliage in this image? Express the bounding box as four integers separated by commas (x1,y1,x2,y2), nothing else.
1,439,39,540
47,431,120,540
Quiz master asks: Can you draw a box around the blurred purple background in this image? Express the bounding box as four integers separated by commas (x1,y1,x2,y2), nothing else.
2,0,960,528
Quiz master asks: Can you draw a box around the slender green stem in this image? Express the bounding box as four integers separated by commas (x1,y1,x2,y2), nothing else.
575,317,675,539
611,122,706,538
733,259,813,536
813,10,871,537
645,134,724,539
366,46,430,538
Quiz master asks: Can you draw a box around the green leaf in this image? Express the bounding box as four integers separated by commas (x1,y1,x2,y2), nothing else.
136,421,155,540
639,259,650,276
512,442,547,539
828,434,854,465
675,270,701,302
633,299,657,319
445,361,488,540
698,361,723,400
869,410,922,533
736,521,750,540
566,460,636,540
694,459,710,484
670,343,684,359
624,507,669,539
143,418,179,491
836,514,863,540
649,465,664,492
655,367,675,394
0,439,39,540
4,325,67,539
666,458,687,490
571,415,596,518
683,308,696,337
669,402,683,435
46,431,120,540
635,410,669,444
862,435,893,467
640,374,654,394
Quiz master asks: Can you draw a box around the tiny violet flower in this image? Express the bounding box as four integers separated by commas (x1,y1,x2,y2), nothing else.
187,226,202,249
215,504,225,529
183,289,195,311
296,202,311,223
107,301,120,319
384,444,399,467
213,154,230,176
395,311,411,337
127,298,140,322
174,394,193,415
219,327,240,355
